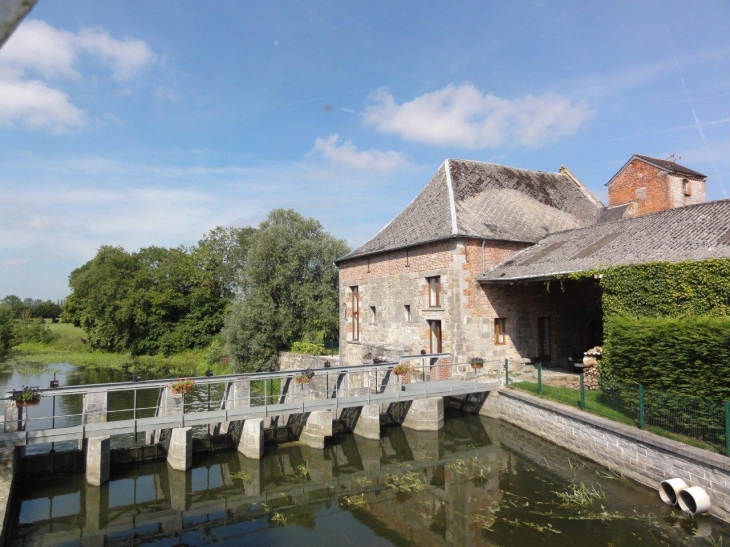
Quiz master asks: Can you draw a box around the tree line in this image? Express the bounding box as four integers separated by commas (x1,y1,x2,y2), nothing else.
0,296,62,351
59,209,349,372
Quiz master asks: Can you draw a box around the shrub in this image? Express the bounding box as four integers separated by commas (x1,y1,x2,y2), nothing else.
13,318,58,345
290,341,325,355
602,315,730,400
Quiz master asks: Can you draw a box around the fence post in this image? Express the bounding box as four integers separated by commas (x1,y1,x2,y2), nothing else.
725,401,730,458
504,359,509,385
579,373,585,409
638,384,645,430
537,363,542,395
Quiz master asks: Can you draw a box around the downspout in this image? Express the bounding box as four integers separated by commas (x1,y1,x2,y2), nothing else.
481,239,486,275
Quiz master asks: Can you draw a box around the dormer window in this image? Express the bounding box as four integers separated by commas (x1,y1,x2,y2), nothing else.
682,178,691,196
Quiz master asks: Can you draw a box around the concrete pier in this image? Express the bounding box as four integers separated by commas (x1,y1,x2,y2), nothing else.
353,404,380,440
166,427,192,471
3,401,21,433
237,419,263,459
146,387,184,445
83,393,108,425
401,397,444,431
86,436,110,486
300,410,333,449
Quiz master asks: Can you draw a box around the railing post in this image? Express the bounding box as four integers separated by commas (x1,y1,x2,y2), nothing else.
579,372,585,409
537,363,542,395
724,401,730,458
638,384,645,430
504,359,509,385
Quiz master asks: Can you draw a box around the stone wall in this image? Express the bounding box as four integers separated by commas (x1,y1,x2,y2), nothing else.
278,352,339,372
489,388,730,522
337,238,529,367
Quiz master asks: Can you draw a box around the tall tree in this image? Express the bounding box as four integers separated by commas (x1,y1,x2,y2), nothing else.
224,209,349,372
0,304,13,352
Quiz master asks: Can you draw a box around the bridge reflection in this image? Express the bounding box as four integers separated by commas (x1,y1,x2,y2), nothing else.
10,414,509,547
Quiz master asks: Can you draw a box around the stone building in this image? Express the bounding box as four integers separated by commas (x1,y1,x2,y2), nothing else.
335,155,714,367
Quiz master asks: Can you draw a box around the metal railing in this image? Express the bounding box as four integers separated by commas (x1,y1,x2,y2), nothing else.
511,364,730,456
1,354,503,447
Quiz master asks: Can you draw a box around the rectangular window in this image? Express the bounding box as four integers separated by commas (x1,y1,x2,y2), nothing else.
370,306,376,324
351,286,359,341
428,319,442,353
682,178,692,196
427,276,441,308
404,304,411,322
494,318,506,345
538,317,551,362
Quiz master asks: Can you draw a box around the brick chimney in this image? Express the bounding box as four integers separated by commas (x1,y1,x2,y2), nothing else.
605,155,707,218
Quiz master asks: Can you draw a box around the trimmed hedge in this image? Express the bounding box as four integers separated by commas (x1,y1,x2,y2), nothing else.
602,315,730,400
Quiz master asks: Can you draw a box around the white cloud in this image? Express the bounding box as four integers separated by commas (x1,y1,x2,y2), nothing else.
0,78,85,132
75,26,156,81
363,83,593,148
0,19,157,132
311,134,408,173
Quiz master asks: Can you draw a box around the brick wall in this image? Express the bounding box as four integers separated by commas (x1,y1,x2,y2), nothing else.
492,388,730,523
608,158,706,217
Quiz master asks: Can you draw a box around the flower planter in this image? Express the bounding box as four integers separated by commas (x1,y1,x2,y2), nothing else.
15,399,40,408
171,386,193,395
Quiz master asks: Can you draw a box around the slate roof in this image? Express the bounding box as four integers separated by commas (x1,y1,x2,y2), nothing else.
478,199,730,283
336,159,602,263
606,155,707,186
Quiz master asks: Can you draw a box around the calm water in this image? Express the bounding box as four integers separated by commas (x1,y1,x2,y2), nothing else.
0,362,227,453
7,411,730,547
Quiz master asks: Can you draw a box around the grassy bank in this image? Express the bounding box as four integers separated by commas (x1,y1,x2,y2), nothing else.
510,381,720,454
5,323,230,377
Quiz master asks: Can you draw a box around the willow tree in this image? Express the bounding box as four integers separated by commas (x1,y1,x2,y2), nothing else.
224,209,349,372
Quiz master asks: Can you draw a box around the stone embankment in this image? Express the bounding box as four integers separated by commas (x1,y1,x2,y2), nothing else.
481,388,730,523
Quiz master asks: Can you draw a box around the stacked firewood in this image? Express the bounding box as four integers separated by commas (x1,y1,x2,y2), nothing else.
582,346,602,391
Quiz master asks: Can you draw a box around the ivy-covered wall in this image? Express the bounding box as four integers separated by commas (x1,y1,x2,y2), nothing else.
592,259,730,398
601,259,730,318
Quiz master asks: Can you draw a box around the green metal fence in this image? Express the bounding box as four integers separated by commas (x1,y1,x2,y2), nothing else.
511,364,730,456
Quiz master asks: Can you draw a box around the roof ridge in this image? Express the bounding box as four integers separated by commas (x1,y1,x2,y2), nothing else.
447,157,562,176
547,197,730,236
444,159,458,235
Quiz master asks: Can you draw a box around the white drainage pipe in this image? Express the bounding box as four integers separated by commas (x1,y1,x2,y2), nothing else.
659,478,688,505
678,486,711,515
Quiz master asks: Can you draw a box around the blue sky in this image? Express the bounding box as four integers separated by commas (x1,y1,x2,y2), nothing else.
1,1,730,299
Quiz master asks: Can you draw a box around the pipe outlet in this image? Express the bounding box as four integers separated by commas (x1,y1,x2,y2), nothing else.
678,486,711,515
659,478,688,505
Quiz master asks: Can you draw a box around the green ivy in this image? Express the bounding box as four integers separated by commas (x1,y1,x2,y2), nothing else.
601,259,730,318
592,259,730,400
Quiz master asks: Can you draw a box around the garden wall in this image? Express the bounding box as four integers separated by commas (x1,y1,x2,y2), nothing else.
278,351,339,372
483,388,730,522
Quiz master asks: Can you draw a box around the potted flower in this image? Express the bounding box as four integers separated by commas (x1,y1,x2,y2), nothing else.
12,385,41,407
294,368,314,385
170,378,195,395
393,363,412,376
470,357,485,369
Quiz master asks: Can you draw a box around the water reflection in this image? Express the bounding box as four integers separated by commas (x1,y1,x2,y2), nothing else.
9,413,730,547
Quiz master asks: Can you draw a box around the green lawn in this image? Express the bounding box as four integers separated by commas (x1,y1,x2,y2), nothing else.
510,381,636,426
510,381,721,453
7,323,229,376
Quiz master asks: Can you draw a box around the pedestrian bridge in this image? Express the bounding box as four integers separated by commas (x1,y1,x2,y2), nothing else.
1,354,505,449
